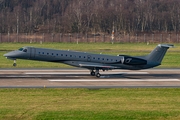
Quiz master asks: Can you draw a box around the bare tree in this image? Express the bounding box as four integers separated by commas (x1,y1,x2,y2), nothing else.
0,0,180,34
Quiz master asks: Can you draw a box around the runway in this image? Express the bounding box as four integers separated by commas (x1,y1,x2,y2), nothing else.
0,68,180,88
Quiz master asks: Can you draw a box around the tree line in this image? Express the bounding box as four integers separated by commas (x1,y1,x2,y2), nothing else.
0,0,180,34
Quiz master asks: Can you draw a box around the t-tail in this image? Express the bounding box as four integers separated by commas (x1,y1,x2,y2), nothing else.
145,44,174,66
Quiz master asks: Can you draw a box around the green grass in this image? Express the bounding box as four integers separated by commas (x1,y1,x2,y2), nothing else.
1,43,180,119
0,42,180,68
0,88,180,120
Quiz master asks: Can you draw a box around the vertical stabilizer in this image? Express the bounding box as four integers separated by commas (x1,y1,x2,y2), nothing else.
146,44,173,64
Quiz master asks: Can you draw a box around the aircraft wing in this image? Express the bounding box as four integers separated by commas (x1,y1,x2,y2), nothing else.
79,63,119,70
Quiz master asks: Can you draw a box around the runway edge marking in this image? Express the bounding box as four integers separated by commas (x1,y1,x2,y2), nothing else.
48,79,180,82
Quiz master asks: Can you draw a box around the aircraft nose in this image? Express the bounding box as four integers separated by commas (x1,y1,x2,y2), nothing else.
4,53,11,57
4,50,27,59
3,52,15,58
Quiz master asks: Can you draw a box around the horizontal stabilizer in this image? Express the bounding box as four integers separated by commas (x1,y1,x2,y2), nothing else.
158,44,174,48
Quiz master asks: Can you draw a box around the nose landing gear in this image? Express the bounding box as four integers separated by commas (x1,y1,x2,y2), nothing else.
13,60,17,67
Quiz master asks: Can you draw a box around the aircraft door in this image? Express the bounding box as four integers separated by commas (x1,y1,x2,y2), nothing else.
30,47,36,58
87,55,91,62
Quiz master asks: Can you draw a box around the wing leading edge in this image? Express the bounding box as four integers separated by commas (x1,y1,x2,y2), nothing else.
63,61,120,70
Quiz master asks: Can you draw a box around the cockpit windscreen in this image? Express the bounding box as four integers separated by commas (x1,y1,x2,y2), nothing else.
18,48,27,52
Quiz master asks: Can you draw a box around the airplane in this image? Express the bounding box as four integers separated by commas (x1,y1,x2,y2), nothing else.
4,44,173,77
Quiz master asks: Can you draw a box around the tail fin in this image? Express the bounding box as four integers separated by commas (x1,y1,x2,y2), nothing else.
146,44,174,64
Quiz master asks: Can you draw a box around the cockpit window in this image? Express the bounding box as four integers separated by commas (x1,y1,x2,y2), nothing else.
19,48,23,51
18,48,27,52
23,49,27,52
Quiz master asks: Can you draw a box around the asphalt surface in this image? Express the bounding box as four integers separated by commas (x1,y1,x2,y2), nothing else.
0,68,180,88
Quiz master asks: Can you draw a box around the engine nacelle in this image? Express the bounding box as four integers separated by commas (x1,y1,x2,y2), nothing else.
121,56,147,65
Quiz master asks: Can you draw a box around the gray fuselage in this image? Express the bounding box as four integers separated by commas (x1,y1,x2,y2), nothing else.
4,46,154,70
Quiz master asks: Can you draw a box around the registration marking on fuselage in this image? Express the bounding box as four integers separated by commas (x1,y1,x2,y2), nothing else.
48,79,180,82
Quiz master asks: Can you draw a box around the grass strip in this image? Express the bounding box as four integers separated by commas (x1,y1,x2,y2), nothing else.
0,88,180,120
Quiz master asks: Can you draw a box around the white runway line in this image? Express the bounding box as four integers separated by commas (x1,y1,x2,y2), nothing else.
25,72,84,74
48,79,180,82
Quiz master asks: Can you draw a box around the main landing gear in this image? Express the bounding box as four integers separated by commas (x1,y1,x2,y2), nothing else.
90,70,101,78
13,60,17,67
